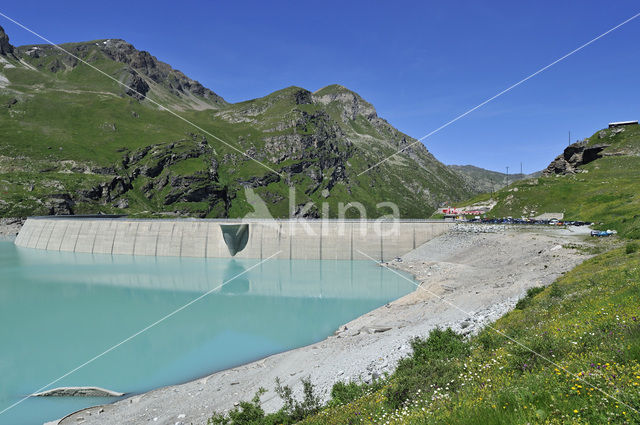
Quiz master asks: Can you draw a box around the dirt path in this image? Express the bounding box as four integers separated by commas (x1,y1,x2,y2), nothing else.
55,225,595,425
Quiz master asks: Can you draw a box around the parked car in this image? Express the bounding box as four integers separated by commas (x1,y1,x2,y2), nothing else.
591,230,617,237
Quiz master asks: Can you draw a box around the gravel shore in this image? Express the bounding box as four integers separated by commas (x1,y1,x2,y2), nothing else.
56,225,594,425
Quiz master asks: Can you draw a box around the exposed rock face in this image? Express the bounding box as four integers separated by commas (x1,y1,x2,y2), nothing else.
543,141,610,175
124,70,150,99
78,176,132,203
45,194,74,215
0,25,15,56
123,138,231,216
126,139,214,179
99,39,226,104
163,175,228,206
294,89,312,105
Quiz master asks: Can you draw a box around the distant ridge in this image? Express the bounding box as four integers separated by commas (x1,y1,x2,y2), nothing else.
448,164,540,194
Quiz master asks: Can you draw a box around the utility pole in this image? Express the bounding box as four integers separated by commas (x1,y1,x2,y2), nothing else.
506,166,509,186
569,131,571,145
520,162,523,176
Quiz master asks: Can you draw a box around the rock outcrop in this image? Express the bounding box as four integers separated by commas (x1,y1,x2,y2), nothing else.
0,25,15,56
124,70,150,100
543,140,610,175
78,176,132,203
45,194,74,215
33,386,124,397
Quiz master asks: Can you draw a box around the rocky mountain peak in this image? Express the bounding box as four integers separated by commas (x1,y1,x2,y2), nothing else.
10,28,226,108
96,39,226,105
0,25,15,56
313,84,377,121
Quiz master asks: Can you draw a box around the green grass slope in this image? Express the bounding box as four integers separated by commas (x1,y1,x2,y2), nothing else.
460,125,640,238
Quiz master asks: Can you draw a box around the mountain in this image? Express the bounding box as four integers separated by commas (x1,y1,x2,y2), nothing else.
460,123,640,238
0,25,473,219
447,164,540,194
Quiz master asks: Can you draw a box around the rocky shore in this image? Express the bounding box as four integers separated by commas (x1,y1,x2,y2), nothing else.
0,218,23,240
57,224,594,425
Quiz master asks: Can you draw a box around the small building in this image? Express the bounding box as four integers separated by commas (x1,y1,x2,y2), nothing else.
608,120,638,128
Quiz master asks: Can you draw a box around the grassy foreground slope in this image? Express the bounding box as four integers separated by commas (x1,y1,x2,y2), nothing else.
460,125,640,238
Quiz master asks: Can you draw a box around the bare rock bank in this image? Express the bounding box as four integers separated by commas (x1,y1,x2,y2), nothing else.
58,225,594,425
0,217,23,240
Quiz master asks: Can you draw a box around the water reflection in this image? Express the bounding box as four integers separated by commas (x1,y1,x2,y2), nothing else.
221,260,250,294
12,247,409,299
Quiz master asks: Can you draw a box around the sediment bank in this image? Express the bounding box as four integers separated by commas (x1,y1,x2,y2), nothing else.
57,224,594,425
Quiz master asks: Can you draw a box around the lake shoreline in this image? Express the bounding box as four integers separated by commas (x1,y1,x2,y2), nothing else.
55,224,595,425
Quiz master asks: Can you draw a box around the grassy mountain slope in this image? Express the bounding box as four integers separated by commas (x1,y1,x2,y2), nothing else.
459,125,640,238
448,164,540,194
0,26,472,219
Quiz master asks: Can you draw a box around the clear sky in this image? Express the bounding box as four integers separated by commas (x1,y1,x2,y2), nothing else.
1,1,639,173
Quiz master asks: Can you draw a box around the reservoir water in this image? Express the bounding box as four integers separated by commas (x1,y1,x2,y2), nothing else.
0,241,415,425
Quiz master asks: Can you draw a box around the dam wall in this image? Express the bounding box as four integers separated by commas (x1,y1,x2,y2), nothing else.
14,217,453,261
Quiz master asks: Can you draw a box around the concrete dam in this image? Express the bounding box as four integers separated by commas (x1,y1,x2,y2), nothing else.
14,217,453,261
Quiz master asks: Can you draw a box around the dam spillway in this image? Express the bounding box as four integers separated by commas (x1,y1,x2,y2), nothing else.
14,217,453,261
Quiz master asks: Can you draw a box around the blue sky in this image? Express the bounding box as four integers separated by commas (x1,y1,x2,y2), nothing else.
1,1,639,173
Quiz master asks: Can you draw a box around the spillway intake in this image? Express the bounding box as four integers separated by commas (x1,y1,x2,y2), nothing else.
220,224,249,256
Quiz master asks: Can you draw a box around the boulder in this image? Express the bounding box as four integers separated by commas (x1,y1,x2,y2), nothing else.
543,141,609,175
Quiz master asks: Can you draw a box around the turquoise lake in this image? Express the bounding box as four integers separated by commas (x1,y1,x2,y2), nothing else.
0,241,415,425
